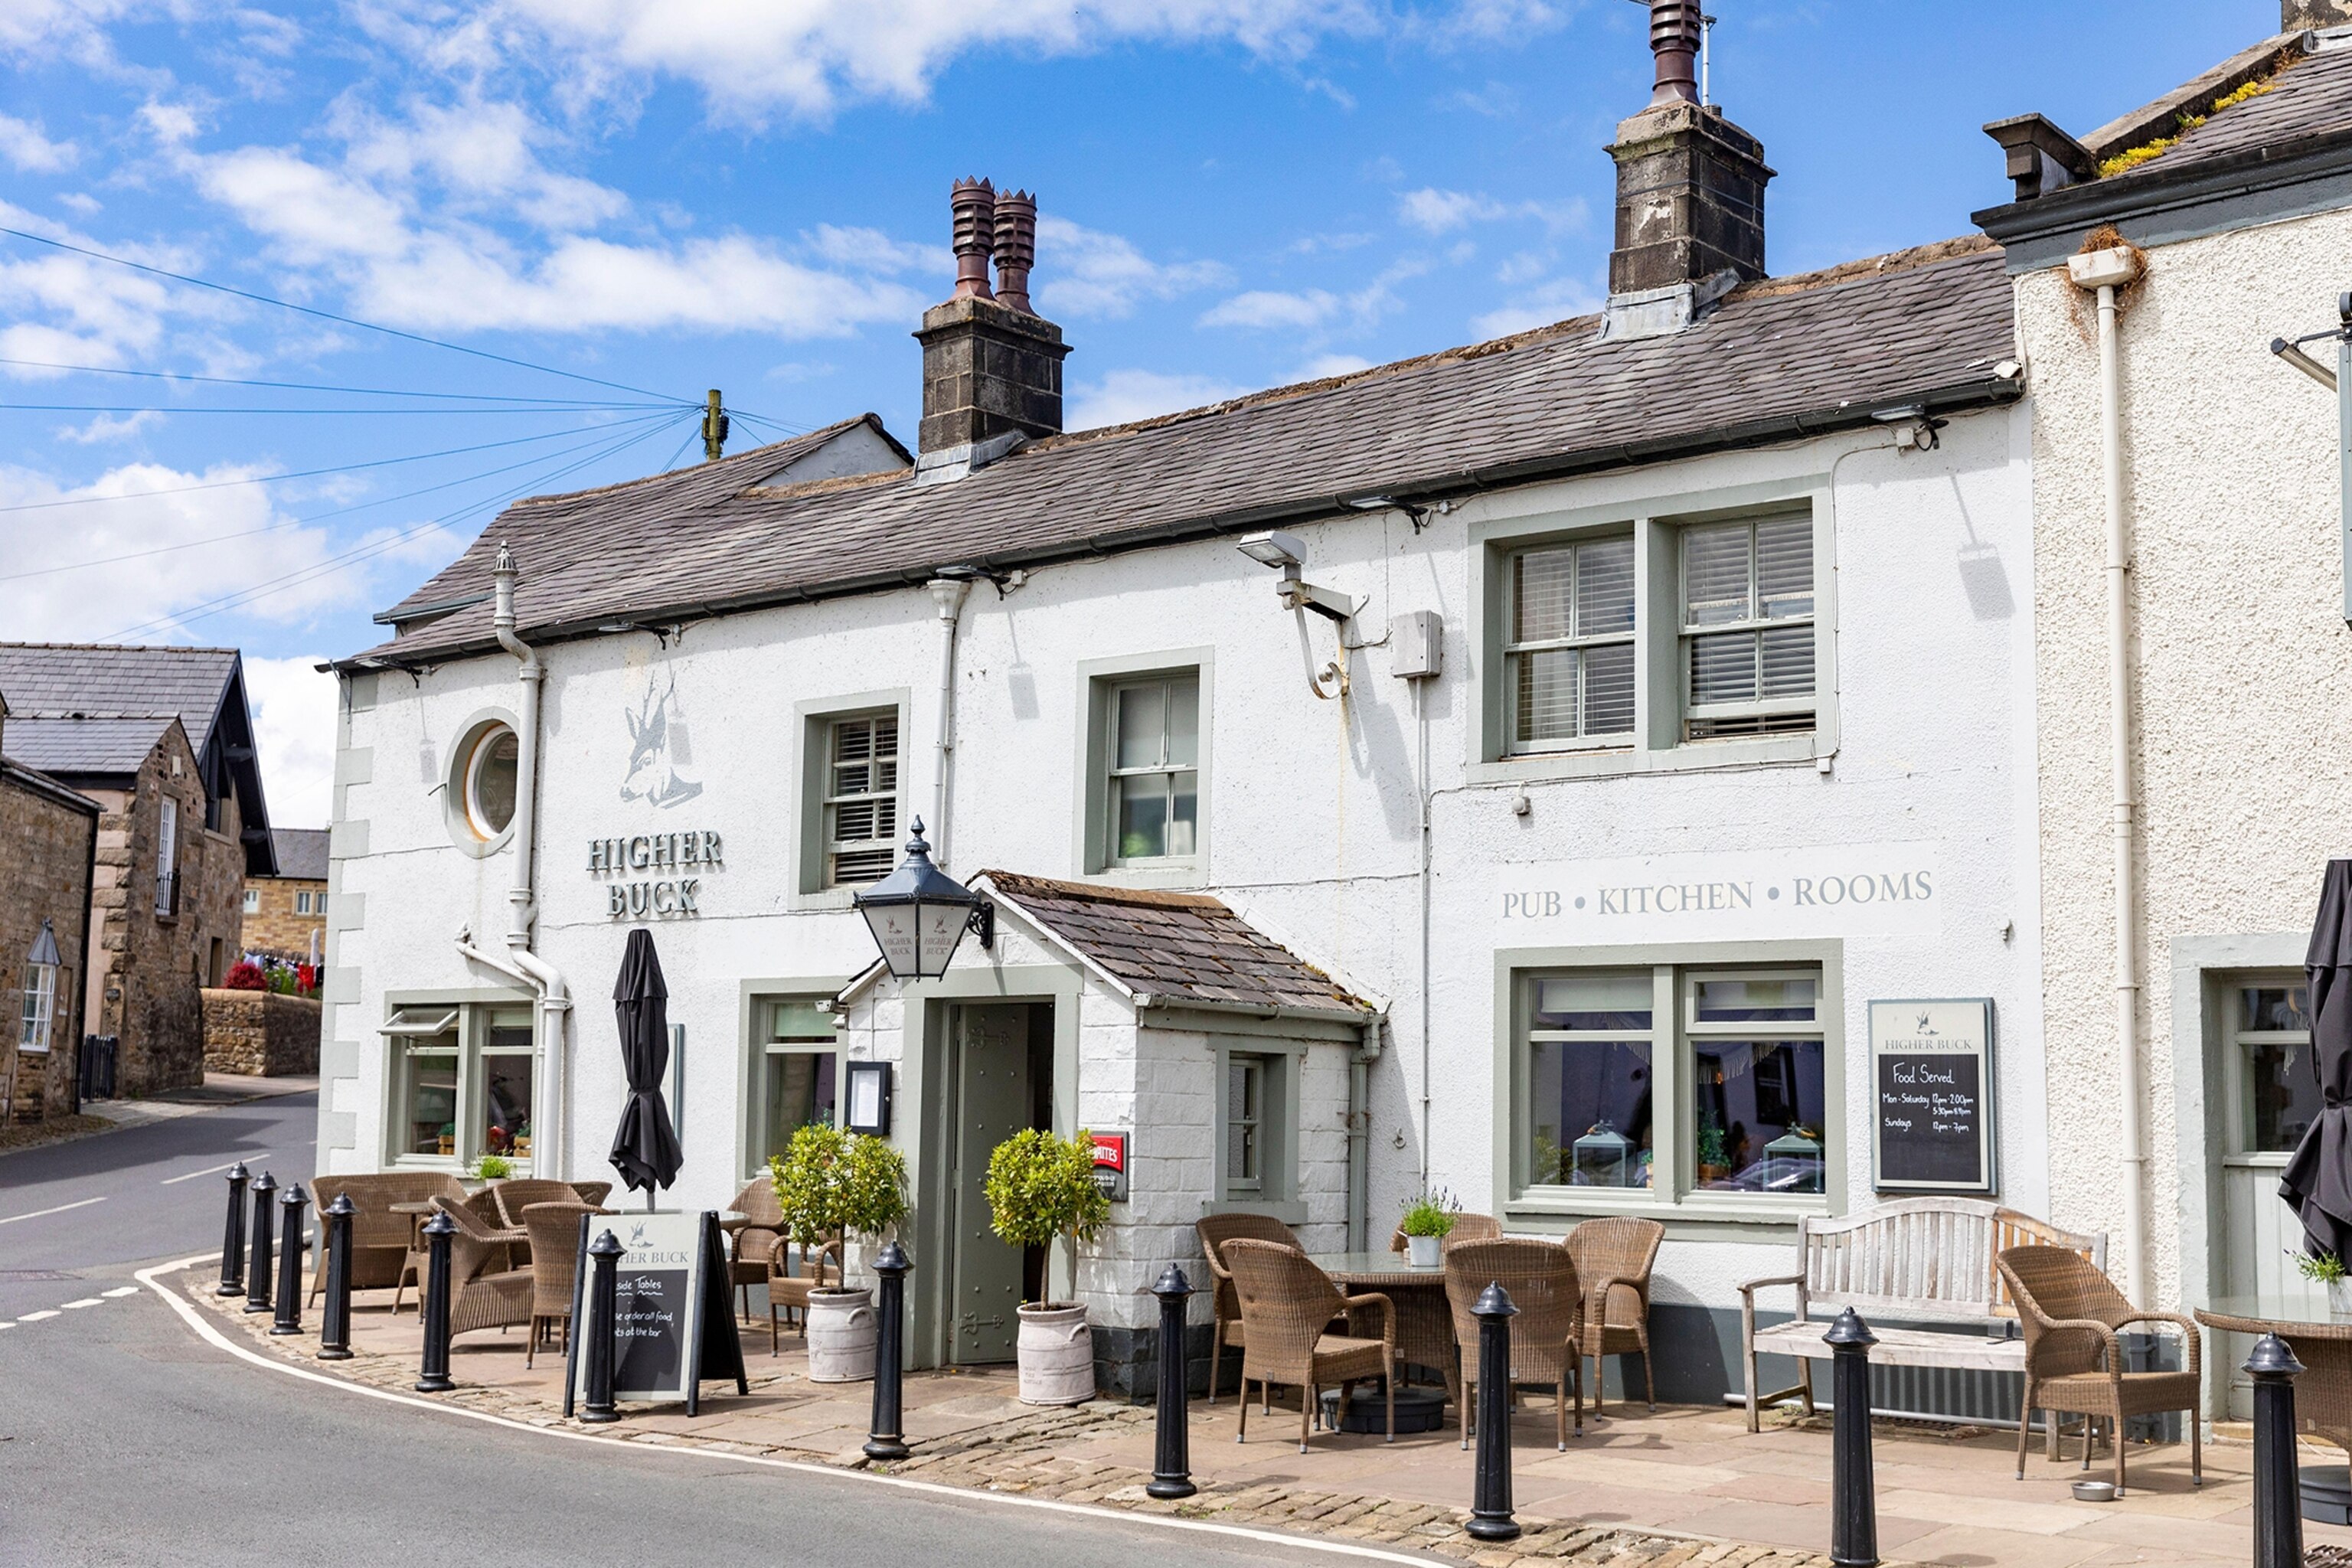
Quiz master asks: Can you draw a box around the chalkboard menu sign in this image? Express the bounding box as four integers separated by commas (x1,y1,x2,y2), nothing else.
1869,998,1995,1194
563,1209,746,1416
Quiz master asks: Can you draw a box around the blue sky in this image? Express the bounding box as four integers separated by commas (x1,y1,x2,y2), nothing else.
0,0,2281,825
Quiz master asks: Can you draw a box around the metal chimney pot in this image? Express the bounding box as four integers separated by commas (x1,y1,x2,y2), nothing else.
950,178,996,301
1645,0,1703,108
993,191,1037,315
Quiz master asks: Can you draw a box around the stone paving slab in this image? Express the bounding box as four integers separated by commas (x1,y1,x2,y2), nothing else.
175,1272,2352,1567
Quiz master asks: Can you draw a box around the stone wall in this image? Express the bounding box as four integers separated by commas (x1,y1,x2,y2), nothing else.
240,877,325,959
0,761,96,1121
89,724,245,1098
200,988,322,1076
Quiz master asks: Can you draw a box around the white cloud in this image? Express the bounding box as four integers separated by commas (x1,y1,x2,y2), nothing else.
451,0,1380,120
0,0,144,65
56,408,162,443
0,113,77,172
1067,368,1249,430
1033,215,1228,320
338,98,629,232
1292,352,1372,379
243,653,339,831
1470,273,1602,338
1396,186,1584,235
0,459,456,643
1200,287,1341,330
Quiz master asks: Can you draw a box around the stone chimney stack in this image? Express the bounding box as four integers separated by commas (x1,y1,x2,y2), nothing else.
1601,0,1774,339
2285,1,2352,28
916,178,1069,475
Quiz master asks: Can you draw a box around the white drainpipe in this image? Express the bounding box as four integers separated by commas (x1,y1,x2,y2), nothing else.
480,543,573,1178
927,575,972,867
2069,245,2149,1306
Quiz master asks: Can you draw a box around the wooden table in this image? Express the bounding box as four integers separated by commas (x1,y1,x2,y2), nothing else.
2197,1295,2352,1522
1308,1250,1459,1403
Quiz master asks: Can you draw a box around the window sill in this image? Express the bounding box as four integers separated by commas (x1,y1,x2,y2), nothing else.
1506,1187,1827,1239
795,887,864,912
1080,862,1207,891
1468,732,1821,786
1203,1197,1308,1225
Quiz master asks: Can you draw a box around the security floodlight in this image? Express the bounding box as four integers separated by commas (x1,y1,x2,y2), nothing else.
1236,531,1305,570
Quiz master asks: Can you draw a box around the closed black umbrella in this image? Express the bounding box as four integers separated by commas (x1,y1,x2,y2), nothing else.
609,927,682,1206
2282,860,2352,1262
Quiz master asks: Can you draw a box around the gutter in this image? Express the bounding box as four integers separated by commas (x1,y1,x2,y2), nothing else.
468,544,574,1179
334,375,2023,675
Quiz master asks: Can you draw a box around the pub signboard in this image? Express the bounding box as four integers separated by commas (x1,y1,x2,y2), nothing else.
1868,998,1996,1194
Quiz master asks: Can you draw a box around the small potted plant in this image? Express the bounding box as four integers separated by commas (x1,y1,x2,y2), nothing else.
1398,1189,1459,1268
984,1128,1112,1405
1696,1113,1730,1186
2296,1247,2352,1315
772,1123,908,1381
466,1152,515,1187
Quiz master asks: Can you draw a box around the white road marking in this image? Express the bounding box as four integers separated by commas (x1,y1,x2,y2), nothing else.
18,1310,58,1321
0,1320,14,1329
59,1298,103,1309
138,1254,1445,1568
0,1196,106,1226
102,1286,139,1298
161,1160,255,1186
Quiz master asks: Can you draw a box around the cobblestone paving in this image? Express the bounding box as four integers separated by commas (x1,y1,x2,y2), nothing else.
179,1272,1843,1567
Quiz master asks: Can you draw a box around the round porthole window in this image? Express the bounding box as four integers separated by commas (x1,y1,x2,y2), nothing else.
461,724,519,840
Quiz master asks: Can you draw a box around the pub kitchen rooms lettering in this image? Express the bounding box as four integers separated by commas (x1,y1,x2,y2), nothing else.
587,831,723,919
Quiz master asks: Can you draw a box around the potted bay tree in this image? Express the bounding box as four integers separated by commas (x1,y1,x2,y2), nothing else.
771,1122,908,1382
984,1128,1112,1405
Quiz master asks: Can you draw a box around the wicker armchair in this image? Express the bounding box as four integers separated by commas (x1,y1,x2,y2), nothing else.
1223,1239,1396,1452
488,1179,613,1230
1997,1245,2202,1497
1444,1239,1584,1449
1566,1216,1663,1413
1195,1213,1301,1403
1387,1212,1503,1253
309,1171,464,1307
427,1193,534,1343
767,1236,843,1354
520,1202,593,1368
727,1177,787,1324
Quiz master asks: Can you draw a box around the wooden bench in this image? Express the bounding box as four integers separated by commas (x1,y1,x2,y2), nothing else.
1738,1197,2106,1432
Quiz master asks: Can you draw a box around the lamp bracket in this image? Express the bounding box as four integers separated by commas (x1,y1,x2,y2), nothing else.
969,900,995,950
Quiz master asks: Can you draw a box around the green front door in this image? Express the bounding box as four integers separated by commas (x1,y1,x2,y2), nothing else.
949,1004,1031,1364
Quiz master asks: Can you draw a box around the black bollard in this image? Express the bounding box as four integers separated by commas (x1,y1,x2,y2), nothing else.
244,1171,277,1314
865,1242,913,1461
580,1228,623,1423
415,1209,456,1393
1826,1307,1880,1568
2248,1334,2305,1568
217,1163,249,1296
270,1183,309,1334
1148,1264,1198,1499
1467,1280,1522,1543
318,1194,355,1361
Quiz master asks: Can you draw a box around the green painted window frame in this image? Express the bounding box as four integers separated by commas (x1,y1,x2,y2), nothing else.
794,690,910,900
1075,650,1214,882
381,995,540,1173
746,995,844,1180
1210,1041,1300,1214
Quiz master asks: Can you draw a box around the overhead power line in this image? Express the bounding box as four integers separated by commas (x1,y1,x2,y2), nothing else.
0,402,668,416
0,355,678,407
0,224,697,406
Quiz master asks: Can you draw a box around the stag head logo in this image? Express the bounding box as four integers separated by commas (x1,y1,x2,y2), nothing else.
621,671,703,809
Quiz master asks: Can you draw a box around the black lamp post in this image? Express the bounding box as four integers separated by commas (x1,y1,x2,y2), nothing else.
851,818,992,980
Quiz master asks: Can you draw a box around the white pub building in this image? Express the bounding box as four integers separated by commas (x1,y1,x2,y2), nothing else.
320,15,2045,1403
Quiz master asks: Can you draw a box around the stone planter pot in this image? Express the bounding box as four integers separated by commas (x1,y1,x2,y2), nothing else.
807,1287,877,1382
1017,1302,1095,1406
1405,1234,1442,1269
2329,1277,2352,1317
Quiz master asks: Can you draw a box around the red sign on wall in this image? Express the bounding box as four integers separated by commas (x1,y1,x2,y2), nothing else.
1090,1132,1129,1202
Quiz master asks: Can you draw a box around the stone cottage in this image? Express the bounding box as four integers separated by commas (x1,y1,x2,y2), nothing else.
242,826,329,964
0,691,99,1121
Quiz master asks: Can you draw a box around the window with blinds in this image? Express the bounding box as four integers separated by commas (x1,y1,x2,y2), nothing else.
823,711,900,887
1681,515,1815,740
1505,535,1636,753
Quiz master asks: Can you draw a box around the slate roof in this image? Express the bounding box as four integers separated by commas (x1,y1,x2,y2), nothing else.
979,871,1374,1019
1,714,178,776
263,827,329,881
2093,34,2352,185
0,644,240,760
358,237,2020,667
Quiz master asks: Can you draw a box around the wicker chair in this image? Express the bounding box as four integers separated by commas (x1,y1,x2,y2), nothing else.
1997,1245,2202,1497
1444,1239,1584,1450
1196,1213,1302,1403
426,1193,534,1343
309,1171,465,1307
519,1202,594,1368
489,1178,613,1230
1387,1212,1503,1253
767,1236,843,1353
727,1178,787,1324
1566,1216,1664,1413
1223,1239,1396,1452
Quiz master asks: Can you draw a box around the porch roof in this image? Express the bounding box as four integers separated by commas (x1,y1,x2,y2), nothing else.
975,872,1377,1022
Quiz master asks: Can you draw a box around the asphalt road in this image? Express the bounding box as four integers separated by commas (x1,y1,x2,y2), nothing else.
0,1096,1367,1568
